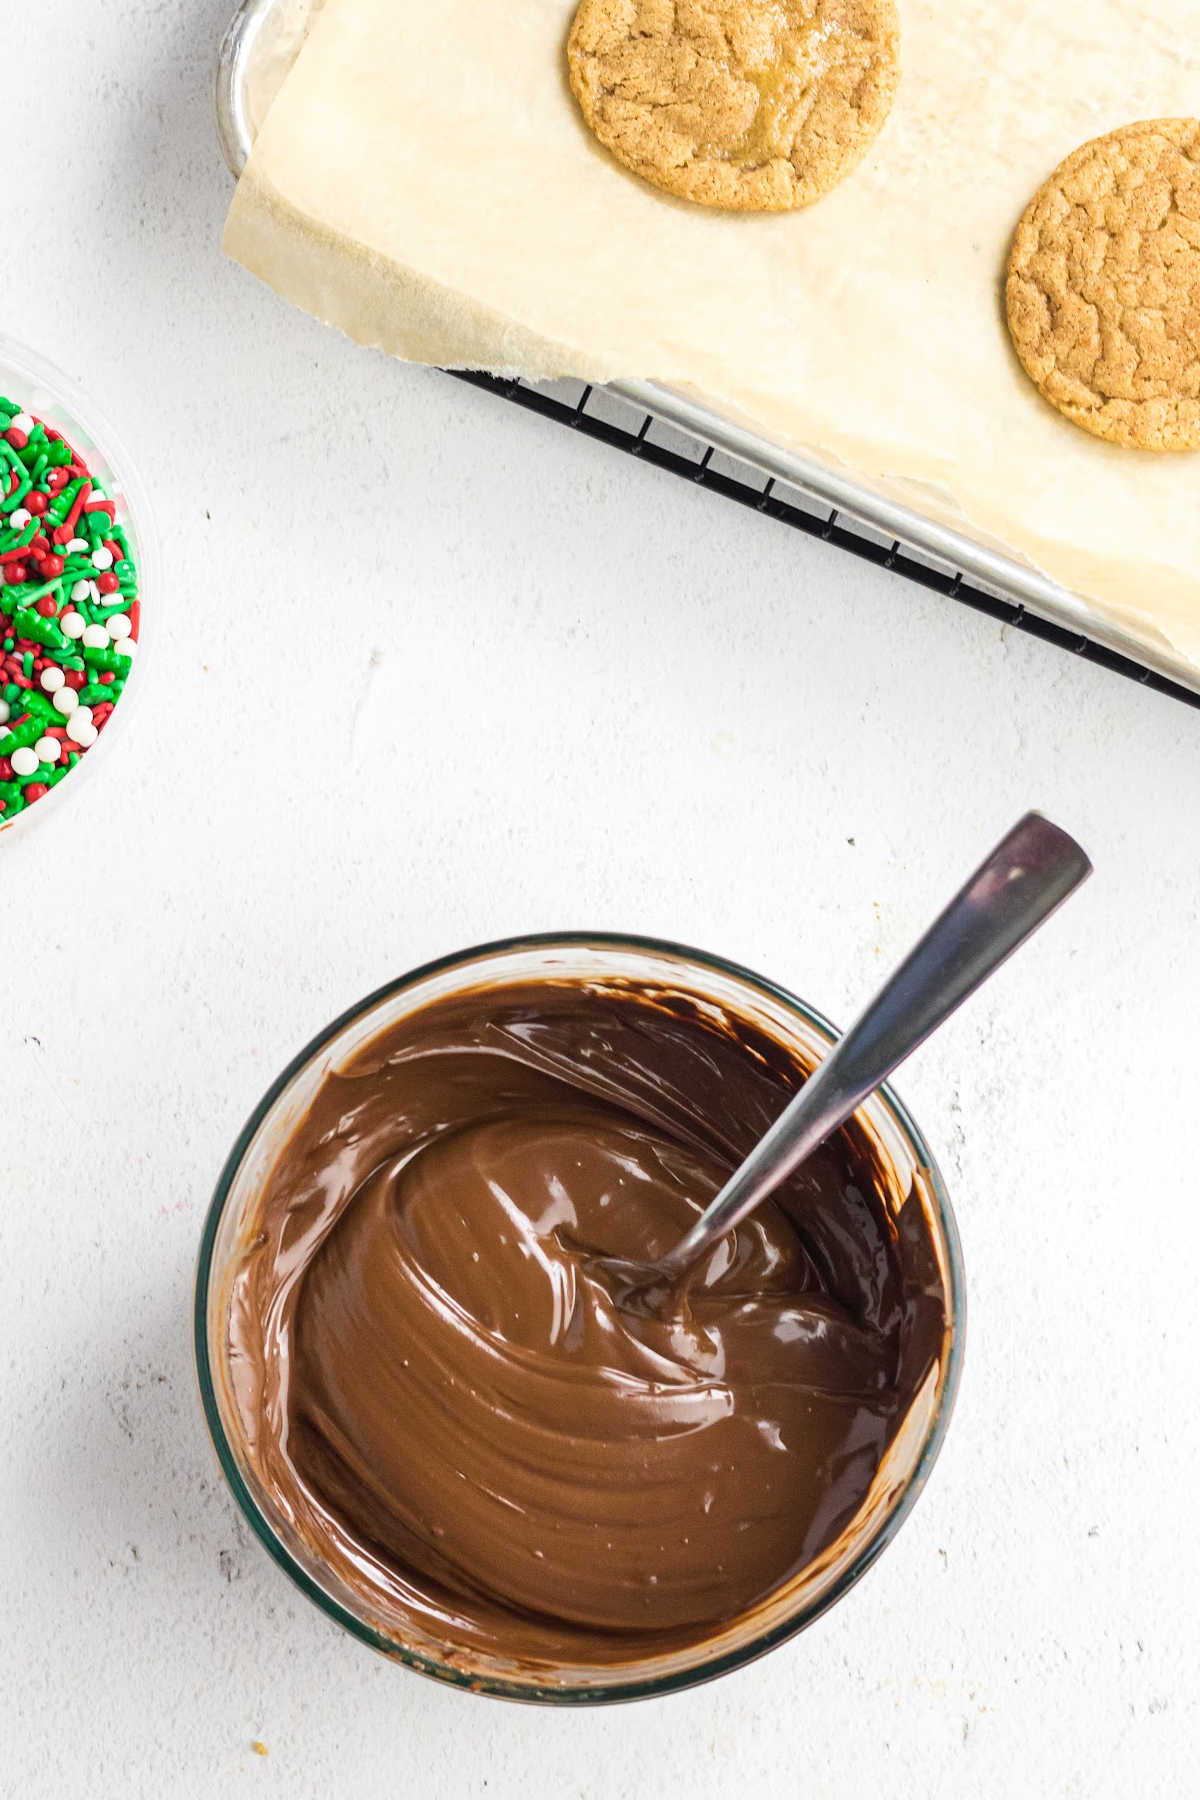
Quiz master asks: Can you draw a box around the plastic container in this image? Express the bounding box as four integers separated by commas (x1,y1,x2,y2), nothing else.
0,333,157,843
196,933,966,1704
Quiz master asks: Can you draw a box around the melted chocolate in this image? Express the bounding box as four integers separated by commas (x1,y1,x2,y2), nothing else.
226,977,947,1667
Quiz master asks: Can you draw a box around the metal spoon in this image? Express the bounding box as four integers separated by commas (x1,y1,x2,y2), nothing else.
650,812,1091,1288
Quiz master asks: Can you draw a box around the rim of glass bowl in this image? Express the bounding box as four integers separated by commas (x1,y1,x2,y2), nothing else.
194,932,966,1705
0,331,159,843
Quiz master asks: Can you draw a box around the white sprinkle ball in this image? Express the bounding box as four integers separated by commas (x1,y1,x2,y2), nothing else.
60,611,86,639
91,547,114,570
106,614,131,641
67,720,97,749
71,706,93,728
34,736,60,765
70,580,91,603
53,687,79,716
116,634,136,657
11,412,34,434
67,537,89,554
39,667,66,693
0,700,9,723
9,507,31,531
10,746,39,777
81,624,110,650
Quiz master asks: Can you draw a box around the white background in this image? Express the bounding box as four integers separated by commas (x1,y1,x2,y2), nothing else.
3,3,1199,1794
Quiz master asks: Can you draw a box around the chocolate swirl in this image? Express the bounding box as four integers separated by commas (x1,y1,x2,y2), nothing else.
226,977,946,1666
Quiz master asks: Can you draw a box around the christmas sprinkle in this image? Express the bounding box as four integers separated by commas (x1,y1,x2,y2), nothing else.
0,394,139,822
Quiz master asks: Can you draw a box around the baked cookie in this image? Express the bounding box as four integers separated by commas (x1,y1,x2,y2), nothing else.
566,0,900,213
1006,120,1200,450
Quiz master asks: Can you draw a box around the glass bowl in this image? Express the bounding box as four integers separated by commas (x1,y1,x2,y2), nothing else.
0,333,158,843
195,934,965,1703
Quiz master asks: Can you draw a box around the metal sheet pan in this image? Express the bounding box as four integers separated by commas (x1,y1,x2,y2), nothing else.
216,0,1200,704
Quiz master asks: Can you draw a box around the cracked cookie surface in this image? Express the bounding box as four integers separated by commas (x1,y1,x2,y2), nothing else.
1006,120,1200,450
566,0,900,213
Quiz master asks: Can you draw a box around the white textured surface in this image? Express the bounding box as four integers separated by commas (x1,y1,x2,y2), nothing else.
2,3,1198,1794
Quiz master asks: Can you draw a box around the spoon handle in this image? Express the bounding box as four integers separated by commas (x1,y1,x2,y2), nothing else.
658,812,1091,1282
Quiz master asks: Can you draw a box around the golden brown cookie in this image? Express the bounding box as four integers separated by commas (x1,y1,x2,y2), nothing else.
566,0,900,213
1006,120,1200,450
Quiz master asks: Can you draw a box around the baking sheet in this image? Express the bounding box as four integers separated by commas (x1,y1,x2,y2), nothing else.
224,0,1200,675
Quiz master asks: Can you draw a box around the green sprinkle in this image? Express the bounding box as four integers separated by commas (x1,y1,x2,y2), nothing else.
0,518,38,552
11,610,68,653
18,581,64,614
4,713,47,753
81,642,131,674
45,476,85,526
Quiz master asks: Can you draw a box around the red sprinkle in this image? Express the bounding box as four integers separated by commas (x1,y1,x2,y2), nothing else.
62,481,91,532
23,784,47,801
4,563,28,585
36,555,64,579
5,427,28,450
96,570,119,595
24,491,48,516
35,597,57,617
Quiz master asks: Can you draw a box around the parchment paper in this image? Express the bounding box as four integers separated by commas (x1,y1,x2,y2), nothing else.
225,0,1200,673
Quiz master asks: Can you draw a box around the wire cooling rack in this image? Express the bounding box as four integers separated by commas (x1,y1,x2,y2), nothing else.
454,370,1200,713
